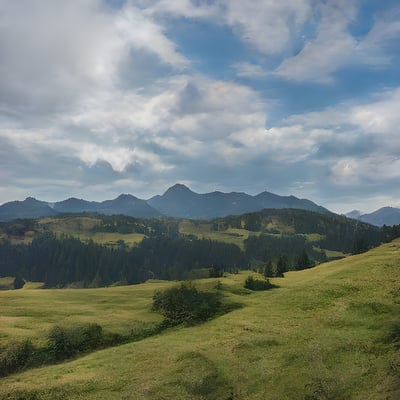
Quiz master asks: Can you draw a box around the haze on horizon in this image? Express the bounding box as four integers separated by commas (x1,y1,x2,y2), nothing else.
1,0,400,215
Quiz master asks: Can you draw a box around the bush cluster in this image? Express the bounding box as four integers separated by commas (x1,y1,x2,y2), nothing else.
244,276,276,291
152,282,221,325
47,323,103,360
0,340,33,377
0,323,106,377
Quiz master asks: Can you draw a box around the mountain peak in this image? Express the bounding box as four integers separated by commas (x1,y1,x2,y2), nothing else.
114,194,137,201
24,196,39,203
345,210,362,219
164,183,194,195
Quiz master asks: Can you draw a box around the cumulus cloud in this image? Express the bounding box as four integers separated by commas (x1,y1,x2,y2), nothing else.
219,0,311,54
284,87,400,193
64,75,268,169
0,0,399,213
349,88,400,137
275,1,357,83
0,0,185,118
355,10,400,67
275,2,400,83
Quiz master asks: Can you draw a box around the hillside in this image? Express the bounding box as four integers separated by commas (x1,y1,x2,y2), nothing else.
0,240,399,399
0,209,384,288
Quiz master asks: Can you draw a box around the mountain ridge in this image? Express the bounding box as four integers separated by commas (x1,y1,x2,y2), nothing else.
346,206,400,226
147,184,330,218
0,183,332,221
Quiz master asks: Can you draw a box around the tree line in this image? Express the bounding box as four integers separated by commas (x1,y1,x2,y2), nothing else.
0,233,245,287
1,213,398,288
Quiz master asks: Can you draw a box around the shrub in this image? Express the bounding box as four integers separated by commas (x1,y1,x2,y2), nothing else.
152,282,221,325
0,340,33,377
47,323,103,360
244,276,276,291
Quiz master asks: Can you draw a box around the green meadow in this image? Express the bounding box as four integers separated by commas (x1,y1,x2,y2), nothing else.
0,239,399,399
38,217,145,248
179,219,260,249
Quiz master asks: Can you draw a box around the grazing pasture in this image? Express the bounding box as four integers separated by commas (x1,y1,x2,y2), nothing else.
0,239,399,399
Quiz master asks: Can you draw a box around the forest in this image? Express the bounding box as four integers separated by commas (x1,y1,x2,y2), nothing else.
0,209,399,288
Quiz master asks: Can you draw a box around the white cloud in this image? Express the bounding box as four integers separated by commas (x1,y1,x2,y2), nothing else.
233,62,268,78
275,2,400,83
142,0,218,19
330,159,360,185
331,155,400,187
79,143,173,173
115,4,187,67
219,0,311,54
0,0,399,213
350,88,400,137
355,13,400,66
275,1,357,83
139,0,312,58
276,32,355,83
0,0,185,118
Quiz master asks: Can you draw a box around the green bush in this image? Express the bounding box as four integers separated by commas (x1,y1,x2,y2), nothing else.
152,282,221,325
47,323,103,360
0,340,33,377
244,276,276,291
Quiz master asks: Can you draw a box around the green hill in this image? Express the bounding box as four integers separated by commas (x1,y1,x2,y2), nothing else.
0,209,389,288
0,239,399,399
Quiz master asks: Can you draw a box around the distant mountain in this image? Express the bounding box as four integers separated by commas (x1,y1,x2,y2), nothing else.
53,198,99,213
147,183,330,218
345,210,362,220
254,191,328,214
0,184,330,221
96,194,161,218
54,194,161,218
358,207,400,227
0,197,58,221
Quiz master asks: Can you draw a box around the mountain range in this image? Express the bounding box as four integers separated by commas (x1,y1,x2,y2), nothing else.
147,184,329,218
0,184,330,222
1,183,398,225
345,207,400,227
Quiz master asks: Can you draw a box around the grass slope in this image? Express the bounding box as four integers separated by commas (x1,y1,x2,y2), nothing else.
0,240,399,399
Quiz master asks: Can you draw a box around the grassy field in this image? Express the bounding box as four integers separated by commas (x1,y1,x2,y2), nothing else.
179,220,261,249
178,220,338,257
0,240,399,399
38,217,145,248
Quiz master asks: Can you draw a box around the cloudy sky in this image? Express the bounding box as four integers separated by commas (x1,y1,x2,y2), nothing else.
1,0,400,213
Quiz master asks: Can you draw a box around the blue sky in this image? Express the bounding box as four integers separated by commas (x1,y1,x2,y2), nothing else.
1,0,400,213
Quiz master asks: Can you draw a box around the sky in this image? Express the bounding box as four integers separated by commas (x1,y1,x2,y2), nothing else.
1,0,400,214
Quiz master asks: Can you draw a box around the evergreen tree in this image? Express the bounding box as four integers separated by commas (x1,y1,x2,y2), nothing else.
13,276,25,289
295,250,313,270
264,261,273,277
276,256,288,277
